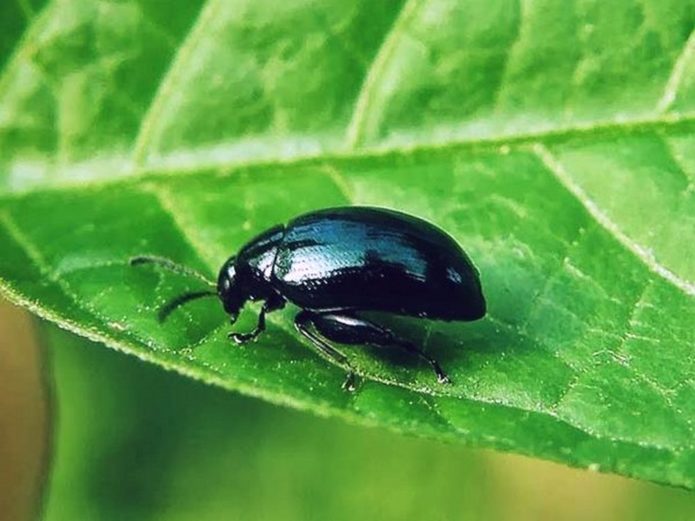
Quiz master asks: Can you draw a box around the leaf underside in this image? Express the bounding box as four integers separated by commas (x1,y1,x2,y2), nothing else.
0,0,694,488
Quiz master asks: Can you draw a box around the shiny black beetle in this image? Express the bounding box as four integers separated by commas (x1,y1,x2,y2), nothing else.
132,207,486,390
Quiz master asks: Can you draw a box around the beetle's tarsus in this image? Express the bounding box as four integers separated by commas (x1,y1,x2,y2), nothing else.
342,371,359,392
393,339,451,386
429,359,451,384
436,371,452,385
228,331,257,344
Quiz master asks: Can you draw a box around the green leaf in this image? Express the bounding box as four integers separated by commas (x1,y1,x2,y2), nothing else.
1,0,694,489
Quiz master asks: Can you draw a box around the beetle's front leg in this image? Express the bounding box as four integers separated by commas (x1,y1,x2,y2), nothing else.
228,296,284,344
228,307,266,344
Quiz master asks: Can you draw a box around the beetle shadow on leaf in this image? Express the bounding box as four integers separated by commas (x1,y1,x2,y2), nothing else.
358,311,536,374
433,318,534,368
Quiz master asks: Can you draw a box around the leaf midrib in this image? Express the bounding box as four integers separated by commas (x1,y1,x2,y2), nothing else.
2,110,692,196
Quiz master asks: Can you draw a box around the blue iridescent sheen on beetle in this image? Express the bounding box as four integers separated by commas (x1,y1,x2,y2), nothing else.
131,207,486,390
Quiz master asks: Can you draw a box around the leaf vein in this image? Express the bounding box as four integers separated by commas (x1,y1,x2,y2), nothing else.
320,163,354,202
131,0,221,167
0,0,53,96
532,143,695,297
345,0,423,149
490,0,527,110
655,131,695,188
656,28,695,113
140,183,219,273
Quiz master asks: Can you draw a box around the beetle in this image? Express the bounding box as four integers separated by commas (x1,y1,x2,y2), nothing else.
131,206,486,390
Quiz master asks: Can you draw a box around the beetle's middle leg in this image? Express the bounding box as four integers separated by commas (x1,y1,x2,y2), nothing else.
308,311,451,384
294,310,359,391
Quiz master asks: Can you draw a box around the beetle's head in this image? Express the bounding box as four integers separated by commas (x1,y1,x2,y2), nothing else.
217,256,246,323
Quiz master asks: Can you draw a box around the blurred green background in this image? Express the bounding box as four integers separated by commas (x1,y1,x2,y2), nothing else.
3,301,694,521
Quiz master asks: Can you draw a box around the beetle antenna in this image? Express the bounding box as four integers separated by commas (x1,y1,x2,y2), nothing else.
130,255,215,287
157,290,218,322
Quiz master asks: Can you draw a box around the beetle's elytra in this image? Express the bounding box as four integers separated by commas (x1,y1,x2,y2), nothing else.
132,207,486,391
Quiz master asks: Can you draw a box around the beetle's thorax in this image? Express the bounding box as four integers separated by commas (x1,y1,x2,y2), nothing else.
217,225,286,318
238,224,285,286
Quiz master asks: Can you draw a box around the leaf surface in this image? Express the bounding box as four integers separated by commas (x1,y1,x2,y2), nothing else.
0,0,694,488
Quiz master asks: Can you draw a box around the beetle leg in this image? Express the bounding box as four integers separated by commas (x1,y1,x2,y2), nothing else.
228,296,285,344
228,305,267,344
309,312,451,385
391,339,451,384
294,310,359,391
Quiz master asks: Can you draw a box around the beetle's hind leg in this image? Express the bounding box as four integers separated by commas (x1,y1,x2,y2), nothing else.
294,310,358,391
296,310,451,388
390,337,451,384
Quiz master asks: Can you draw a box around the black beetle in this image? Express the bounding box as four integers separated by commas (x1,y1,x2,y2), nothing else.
131,207,486,390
